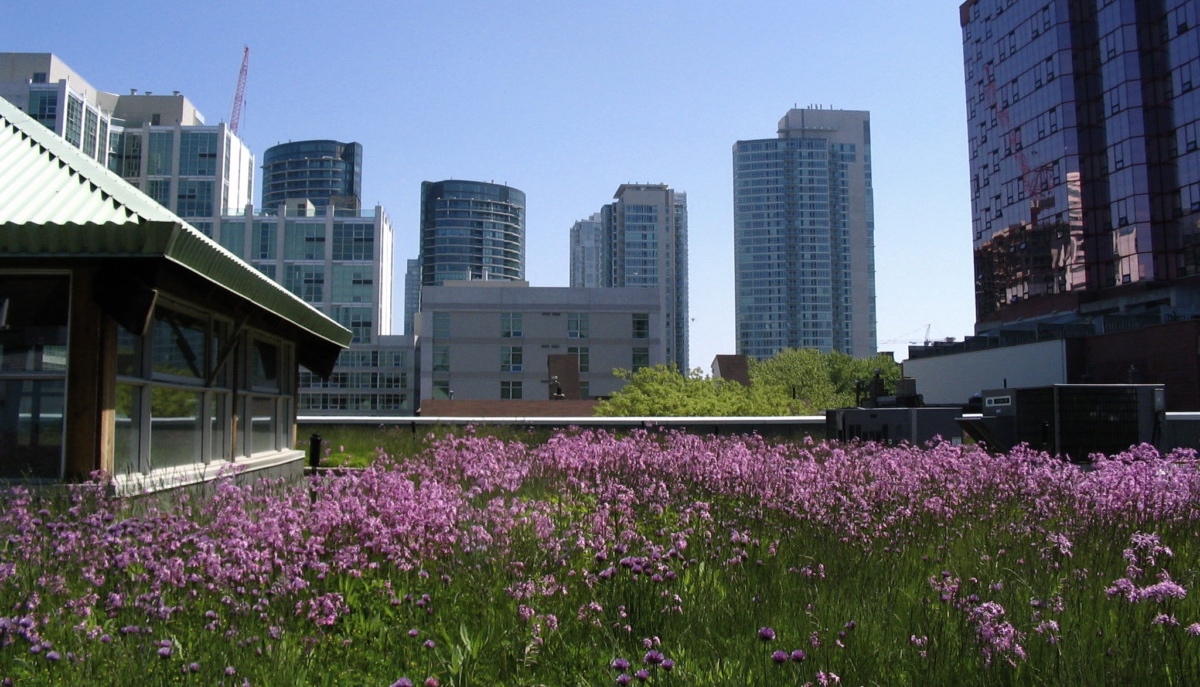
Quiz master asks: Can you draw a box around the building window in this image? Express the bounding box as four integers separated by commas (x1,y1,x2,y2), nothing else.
433,380,451,400
632,347,650,371
432,345,450,372
501,346,523,372
432,312,450,338
501,312,522,338
501,380,523,400
632,313,650,339
0,274,69,480
567,346,589,373
113,296,294,478
568,313,589,338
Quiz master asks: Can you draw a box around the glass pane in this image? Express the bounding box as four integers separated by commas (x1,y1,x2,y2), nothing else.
149,387,202,469
247,396,276,454
0,379,64,479
0,275,70,373
251,340,280,391
209,393,228,462
114,383,141,475
152,310,208,381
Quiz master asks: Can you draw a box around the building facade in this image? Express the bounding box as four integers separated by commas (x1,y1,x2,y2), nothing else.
569,184,689,370
107,94,255,229
415,283,664,404
213,203,417,416
569,212,605,289
0,96,350,489
733,108,877,359
0,53,255,229
962,0,1200,327
261,140,363,212
0,53,112,163
419,180,526,286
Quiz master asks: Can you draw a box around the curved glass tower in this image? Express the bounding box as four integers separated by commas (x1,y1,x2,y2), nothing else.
419,180,526,285
261,140,362,212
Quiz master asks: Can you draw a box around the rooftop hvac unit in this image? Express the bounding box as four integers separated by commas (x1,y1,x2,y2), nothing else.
958,384,1165,460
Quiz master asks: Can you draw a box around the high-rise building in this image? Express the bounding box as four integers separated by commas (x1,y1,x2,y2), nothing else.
1,54,256,230
419,180,525,286
106,93,254,230
214,202,417,416
569,212,605,289
0,53,112,163
261,140,363,212
961,0,1200,329
733,108,877,359
569,184,689,370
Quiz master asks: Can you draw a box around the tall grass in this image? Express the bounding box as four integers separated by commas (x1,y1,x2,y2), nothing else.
2,431,1198,685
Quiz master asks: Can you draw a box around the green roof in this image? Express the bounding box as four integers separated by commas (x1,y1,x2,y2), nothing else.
0,97,353,360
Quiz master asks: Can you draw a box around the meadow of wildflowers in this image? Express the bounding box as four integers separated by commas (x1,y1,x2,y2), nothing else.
2,429,1199,686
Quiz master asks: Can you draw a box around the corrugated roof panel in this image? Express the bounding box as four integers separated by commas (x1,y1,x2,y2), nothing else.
0,96,352,352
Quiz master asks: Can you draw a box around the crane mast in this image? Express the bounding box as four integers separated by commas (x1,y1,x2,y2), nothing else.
230,46,249,136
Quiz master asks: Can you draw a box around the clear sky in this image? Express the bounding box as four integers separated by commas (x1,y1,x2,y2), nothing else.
3,0,977,369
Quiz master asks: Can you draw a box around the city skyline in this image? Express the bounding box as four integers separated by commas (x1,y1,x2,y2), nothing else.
1,1,976,368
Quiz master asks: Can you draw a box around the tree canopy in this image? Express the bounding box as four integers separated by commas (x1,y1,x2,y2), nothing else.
594,349,902,417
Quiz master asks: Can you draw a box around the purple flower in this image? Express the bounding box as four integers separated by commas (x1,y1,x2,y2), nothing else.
423,639,436,649
790,649,807,662
408,628,420,637
634,669,650,681
611,657,631,671
661,658,675,671
45,651,61,662
643,650,664,666
391,679,413,687
758,626,776,641
157,646,172,658
424,678,440,687
615,674,632,686
771,650,789,663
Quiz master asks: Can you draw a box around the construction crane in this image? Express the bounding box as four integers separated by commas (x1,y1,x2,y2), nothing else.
982,63,1054,224
229,46,249,136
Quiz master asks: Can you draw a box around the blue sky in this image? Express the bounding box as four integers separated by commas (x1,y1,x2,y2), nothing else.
4,0,976,368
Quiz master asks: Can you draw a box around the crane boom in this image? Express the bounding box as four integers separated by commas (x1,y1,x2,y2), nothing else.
230,46,249,136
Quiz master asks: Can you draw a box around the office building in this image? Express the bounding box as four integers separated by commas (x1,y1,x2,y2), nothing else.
416,282,664,403
569,184,689,370
214,202,417,416
0,53,112,163
261,140,363,212
962,0,1200,327
569,212,605,288
107,94,254,229
733,108,877,359
419,180,525,285
0,53,255,229
404,258,421,335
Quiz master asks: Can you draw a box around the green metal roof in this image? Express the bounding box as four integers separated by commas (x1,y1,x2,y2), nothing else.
0,97,353,356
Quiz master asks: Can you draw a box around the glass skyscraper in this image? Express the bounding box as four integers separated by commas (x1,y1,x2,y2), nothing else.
733,108,877,359
962,0,1200,327
568,185,689,371
261,140,363,212
419,180,526,285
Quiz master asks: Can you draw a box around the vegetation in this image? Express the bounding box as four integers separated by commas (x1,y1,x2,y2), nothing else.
596,349,902,416
2,431,1199,685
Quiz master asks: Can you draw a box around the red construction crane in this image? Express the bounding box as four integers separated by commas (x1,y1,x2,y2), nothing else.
983,63,1053,224
229,46,250,136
